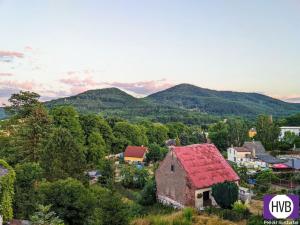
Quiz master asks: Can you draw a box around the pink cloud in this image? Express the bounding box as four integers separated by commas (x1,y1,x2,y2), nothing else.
0,50,24,63
0,80,38,90
109,79,174,95
0,50,24,58
0,73,13,77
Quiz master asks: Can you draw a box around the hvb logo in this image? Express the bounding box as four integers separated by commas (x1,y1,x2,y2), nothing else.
263,195,299,219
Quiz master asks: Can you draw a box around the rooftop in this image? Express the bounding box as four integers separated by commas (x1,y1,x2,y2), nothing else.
173,144,239,189
124,146,148,158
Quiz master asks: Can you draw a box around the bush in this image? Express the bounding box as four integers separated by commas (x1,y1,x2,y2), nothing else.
247,215,264,225
139,179,156,205
182,208,193,222
212,181,238,209
221,209,241,221
232,200,251,219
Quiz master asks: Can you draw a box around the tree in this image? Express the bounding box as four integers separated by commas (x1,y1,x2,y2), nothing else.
229,162,248,184
166,122,188,139
30,205,64,225
212,182,238,209
139,179,156,206
86,132,106,167
0,160,16,223
15,104,52,162
208,122,229,151
145,123,169,146
278,131,298,150
146,143,168,162
4,92,51,164
41,127,86,181
38,178,99,225
5,91,40,118
256,170,278,193
256,115,280,150
120,165,149,189
14,162,44,219
98,159,115,187
91,186,129,225
50,106,84,144
113,122,148,152
227,118,249,147
80,114,114,151
285,113,300,126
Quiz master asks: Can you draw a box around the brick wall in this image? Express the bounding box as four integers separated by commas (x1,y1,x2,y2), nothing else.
155,150,195,207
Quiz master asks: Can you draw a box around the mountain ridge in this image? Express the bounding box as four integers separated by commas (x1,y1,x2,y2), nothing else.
1,83,300,123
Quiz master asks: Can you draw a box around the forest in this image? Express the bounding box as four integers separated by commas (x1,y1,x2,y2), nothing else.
0,91,300,225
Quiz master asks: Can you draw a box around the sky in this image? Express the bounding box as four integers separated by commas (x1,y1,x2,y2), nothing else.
0,0,300,104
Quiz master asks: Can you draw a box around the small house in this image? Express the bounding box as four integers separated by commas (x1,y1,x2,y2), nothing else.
124,146,148,164
228,141,284,168
227,147,253,164
155,144,239,210
280,127,300,140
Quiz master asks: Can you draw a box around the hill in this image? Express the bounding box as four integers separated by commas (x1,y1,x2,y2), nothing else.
45,87,217,124
146,84,300,117
2,84,300,123
0,108,6,119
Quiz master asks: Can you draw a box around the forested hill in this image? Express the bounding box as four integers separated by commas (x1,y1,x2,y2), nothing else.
0,108,5,119
2,84,300,123
146,84,300,117
45,87,217,124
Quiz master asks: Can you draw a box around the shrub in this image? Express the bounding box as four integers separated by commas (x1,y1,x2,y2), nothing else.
212,181,238,209
182,208,193,222
247,215,264,225
221,209,241,221
139,179,156,205
232,200,251,219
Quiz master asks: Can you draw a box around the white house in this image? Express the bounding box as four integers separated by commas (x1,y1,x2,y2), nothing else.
280,127,300,140
227,147,253,164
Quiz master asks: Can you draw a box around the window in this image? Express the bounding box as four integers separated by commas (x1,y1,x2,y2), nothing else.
171,164,174,172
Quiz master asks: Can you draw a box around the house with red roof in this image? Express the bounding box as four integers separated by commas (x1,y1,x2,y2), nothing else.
155,144,239,210
124,146,148,163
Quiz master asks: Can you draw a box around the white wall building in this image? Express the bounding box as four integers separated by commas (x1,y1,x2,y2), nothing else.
279,127,300,140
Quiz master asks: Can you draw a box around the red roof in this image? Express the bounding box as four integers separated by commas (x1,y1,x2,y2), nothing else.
272,163,290,169
124,146,148,158
173,144,239,189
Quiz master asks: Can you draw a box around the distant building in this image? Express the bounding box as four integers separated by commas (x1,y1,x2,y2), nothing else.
248,128,257,138
227,141,284,168
156,144,239,210
124,146,148,163
227,147,253,164
279,127,300,140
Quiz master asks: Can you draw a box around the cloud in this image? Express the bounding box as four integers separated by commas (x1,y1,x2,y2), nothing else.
60,72,174,96
0,81,37,105
0,50,24,63
60,74,103,94
284,97,300,103
0,73,13,77
109,79,174,95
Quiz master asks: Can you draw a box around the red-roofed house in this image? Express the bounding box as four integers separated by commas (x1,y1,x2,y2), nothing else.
155,144,239,210
124,146,148,163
